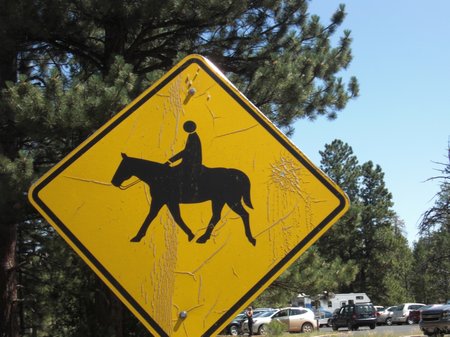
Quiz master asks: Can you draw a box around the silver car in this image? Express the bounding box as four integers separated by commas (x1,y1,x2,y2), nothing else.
242,307,317,335
376,306,396,325
391,303,426,325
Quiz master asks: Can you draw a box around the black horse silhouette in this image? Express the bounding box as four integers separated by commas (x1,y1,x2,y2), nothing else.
111,153,256,245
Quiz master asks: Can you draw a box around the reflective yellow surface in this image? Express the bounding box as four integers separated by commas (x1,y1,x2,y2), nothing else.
29,55,349,337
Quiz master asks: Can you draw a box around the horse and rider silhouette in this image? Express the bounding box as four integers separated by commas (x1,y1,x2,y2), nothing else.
111,121,256,246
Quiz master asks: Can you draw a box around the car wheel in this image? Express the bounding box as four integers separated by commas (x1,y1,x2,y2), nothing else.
386,317,393,326
229,324,239,336
430,333,444,337
327,318,332,327
331,321,339,331
347,321,354,331
258,324,268,336
301,322,314,333
370,323,376,330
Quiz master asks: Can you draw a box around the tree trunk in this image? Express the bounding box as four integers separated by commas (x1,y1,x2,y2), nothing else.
103,13,127,75
0,45,17,89
0,35,20,337
0,222,19,337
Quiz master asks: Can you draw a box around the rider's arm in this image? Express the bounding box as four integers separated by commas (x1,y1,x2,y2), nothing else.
168,150,184,164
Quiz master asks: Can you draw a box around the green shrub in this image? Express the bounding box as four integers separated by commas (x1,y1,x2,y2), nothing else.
267,320,285,336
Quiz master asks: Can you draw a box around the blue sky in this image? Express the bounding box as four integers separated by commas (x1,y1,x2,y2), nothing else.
292,0,450,245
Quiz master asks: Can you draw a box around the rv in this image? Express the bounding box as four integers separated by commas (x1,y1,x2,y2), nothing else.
293,293,371,313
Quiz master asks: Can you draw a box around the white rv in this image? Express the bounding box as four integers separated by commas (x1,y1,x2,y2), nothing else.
293,293,371,313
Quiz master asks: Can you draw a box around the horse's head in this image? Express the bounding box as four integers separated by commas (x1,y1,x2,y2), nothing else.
111,153,132,187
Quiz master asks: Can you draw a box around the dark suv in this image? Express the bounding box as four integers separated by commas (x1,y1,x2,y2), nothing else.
419,304,450,337
331,303,377,331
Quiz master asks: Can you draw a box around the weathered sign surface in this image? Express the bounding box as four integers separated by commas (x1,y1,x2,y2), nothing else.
29,55,349,337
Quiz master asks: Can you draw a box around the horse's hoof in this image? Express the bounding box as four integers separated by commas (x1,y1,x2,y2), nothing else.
196,236,208,244
188,233,195,242
249,238,256,246
130,236,142,242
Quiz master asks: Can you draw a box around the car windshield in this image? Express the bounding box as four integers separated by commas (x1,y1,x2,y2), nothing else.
420,305,433,311
258,311,277,317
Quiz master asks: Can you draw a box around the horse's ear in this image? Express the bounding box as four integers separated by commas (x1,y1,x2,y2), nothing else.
121,152,128,159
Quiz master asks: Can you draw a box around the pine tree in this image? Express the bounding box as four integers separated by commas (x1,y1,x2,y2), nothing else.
1,1,359,335
316,140,361,264
412,146,450,303
315,140,412,304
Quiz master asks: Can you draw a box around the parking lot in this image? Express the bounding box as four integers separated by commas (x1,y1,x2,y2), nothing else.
318,324,423,336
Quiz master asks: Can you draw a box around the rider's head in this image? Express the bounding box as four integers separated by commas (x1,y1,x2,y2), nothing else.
183,121,197,133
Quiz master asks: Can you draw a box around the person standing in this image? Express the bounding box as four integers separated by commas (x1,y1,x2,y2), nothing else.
246,306,254,336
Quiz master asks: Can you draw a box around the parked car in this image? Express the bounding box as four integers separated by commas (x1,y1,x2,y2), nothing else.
376,306,396,325
374,306,385,324
222,308,276,335
314,309,333,327
410,305,441,324
222,313,246,336
331,303,377,331
419,304,450,337
242,309,279,335
242,307,317,335
392,303,426,325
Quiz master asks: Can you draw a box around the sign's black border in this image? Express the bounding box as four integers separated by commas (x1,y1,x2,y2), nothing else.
30,57,348,337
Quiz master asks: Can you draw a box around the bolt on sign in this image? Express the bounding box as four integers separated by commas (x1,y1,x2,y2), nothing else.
29,55,349,337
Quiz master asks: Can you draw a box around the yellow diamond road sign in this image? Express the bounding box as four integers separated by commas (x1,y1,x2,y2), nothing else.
29,55,349,337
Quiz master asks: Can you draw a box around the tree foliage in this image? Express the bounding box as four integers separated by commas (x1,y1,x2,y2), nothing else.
0,1,360,336
317,140,412,305
255,247,357,308
412,147,450,304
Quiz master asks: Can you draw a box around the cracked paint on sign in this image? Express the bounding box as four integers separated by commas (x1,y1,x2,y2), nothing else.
28,55,349,337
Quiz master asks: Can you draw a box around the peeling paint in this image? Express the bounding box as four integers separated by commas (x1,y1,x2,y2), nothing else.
255,207,297,238
191,242,226,274
174,270,197,280
232,266,239,279
270,156,302,194
203,295,221,328
64,176,112,186
197,275,202,304
205,104,220,121
215,124,259,138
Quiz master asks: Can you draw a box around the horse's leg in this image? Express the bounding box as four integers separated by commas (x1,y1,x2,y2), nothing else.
227,200,256,246
130,201,164,242
196,201,225,244
167,202,195,241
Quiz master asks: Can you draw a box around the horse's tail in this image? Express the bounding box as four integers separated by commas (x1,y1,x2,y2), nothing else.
242,173,253,209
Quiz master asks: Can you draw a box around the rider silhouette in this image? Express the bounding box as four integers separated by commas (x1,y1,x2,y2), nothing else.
166,121,203,195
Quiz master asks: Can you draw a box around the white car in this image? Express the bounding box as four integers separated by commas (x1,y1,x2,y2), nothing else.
391,303,426,325
375,305,396,325
242,307,317,335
